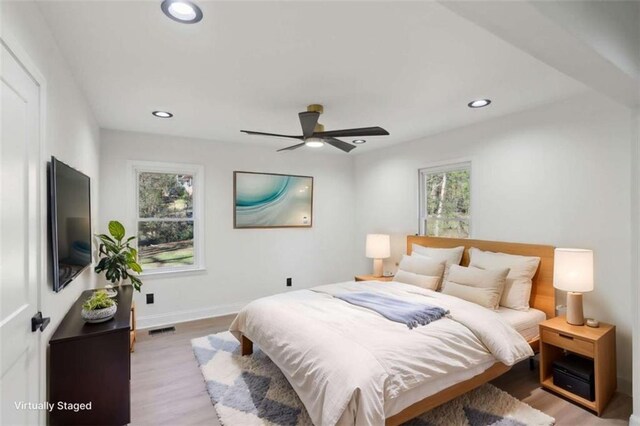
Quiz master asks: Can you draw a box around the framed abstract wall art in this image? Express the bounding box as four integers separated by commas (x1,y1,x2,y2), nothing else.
233,171,313,228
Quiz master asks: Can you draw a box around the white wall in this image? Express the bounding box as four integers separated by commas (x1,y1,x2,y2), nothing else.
99,129,355,328
631,108,640,426
2,2,100,415
2,2,100,341
353,92,634,393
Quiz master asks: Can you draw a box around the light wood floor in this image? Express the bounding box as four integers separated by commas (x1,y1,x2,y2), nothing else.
130,316,632,426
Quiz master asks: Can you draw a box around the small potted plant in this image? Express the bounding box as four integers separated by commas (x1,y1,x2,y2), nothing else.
95,221,143,291
81,290,117,323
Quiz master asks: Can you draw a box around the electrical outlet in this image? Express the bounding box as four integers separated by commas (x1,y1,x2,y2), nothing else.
286,278,292,287
146,293,154,304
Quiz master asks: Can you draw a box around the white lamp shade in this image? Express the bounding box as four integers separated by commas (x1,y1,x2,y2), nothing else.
553,248,594,292
366,234,390,259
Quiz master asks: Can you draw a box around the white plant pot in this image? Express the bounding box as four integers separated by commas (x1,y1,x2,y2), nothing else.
81,304,117,323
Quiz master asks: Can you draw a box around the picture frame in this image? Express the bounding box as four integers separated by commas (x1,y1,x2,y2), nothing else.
233,171,314,229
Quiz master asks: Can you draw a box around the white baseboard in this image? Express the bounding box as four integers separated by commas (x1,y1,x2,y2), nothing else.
136,301,249,330
630,414,640,426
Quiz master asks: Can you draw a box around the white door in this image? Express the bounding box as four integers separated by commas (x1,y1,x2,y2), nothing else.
0,40,42,426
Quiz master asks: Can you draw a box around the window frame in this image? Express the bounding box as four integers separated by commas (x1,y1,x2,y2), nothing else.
130,160,205,276
418,160,472,238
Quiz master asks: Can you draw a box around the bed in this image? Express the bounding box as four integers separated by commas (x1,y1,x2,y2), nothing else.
498,306,547,342
230,236,555,425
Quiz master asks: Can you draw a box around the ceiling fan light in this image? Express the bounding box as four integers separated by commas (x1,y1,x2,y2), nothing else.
305,138,324,148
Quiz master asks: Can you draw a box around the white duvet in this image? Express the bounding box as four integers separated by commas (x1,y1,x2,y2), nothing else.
229,280,533,426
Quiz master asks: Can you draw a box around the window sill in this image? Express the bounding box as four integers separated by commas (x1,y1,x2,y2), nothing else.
140,267,207,279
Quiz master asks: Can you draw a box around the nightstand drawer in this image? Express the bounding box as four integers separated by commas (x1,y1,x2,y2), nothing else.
542,329,594,357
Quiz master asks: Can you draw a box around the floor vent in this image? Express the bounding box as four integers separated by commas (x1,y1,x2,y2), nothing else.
148,326,176,336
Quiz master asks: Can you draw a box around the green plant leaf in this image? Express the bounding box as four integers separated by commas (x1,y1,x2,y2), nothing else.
130,276,142,292
129,262,142,273
108,221,126,241
95,220,143,292
96,234,116,244
94,257,108,274
83,290,116,311
101,241,119,255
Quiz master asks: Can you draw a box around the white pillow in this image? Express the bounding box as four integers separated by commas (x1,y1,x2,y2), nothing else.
411,244,464,288
468,247,540,311
442,264,509,310
397,254,446,278
393,270,440,290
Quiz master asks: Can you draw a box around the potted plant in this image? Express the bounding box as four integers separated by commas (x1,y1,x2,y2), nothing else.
95,221,143,291
81,290,118,323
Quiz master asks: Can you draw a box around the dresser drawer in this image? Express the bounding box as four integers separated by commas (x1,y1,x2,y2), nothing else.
542,329,594,357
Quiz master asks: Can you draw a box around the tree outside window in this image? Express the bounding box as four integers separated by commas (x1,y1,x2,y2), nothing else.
133,162,204,274
419,163,470,238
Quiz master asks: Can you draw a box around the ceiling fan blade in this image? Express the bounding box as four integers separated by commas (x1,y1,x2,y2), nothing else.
277,142,306,152
241,130,303,140
298,111,320,139
324,137,356,153
313,126,389,138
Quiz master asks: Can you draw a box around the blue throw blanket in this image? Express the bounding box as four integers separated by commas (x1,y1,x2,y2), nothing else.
334,292,449,329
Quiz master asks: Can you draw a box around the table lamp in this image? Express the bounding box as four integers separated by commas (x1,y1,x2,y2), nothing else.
553,248,594,326
366,234,390,277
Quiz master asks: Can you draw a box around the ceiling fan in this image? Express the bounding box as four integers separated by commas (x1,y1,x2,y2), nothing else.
240,104,389,153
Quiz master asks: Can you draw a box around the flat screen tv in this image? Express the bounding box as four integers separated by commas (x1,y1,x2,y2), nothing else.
50,156,92,292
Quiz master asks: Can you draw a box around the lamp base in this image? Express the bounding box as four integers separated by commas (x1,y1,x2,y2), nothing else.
566,292,585,325
372,258,383,277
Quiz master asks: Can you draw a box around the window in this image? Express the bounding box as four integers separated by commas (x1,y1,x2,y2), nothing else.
419,162,471,238
133,162,204,274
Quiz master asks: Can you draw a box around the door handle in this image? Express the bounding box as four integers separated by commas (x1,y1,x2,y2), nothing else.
31,312,50,332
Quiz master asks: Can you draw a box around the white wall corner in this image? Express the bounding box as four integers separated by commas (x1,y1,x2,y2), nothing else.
618,376,633,397
632,108,640,425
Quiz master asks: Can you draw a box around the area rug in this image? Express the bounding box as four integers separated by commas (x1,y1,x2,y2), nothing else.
192,331,554,426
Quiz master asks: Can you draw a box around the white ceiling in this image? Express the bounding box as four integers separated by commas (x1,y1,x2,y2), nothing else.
37,1,586,154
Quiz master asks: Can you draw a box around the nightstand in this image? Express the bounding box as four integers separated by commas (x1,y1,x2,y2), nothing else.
539,316,616,415
354,274,394,282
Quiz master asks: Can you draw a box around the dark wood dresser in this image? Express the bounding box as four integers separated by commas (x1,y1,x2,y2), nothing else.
49,285,133,425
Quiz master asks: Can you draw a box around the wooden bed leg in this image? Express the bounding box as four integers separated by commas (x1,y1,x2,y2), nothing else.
241,335,253,356
529,356,535,371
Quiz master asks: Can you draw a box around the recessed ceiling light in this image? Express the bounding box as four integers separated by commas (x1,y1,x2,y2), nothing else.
468,99,492,108
352,139,366,144
305,138,324,148
152,111,173,118
161,0,203,24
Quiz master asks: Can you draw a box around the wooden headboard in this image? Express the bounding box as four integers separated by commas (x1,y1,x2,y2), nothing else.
407,236,555,319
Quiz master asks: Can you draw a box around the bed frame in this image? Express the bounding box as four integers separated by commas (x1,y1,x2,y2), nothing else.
241,236,556,425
